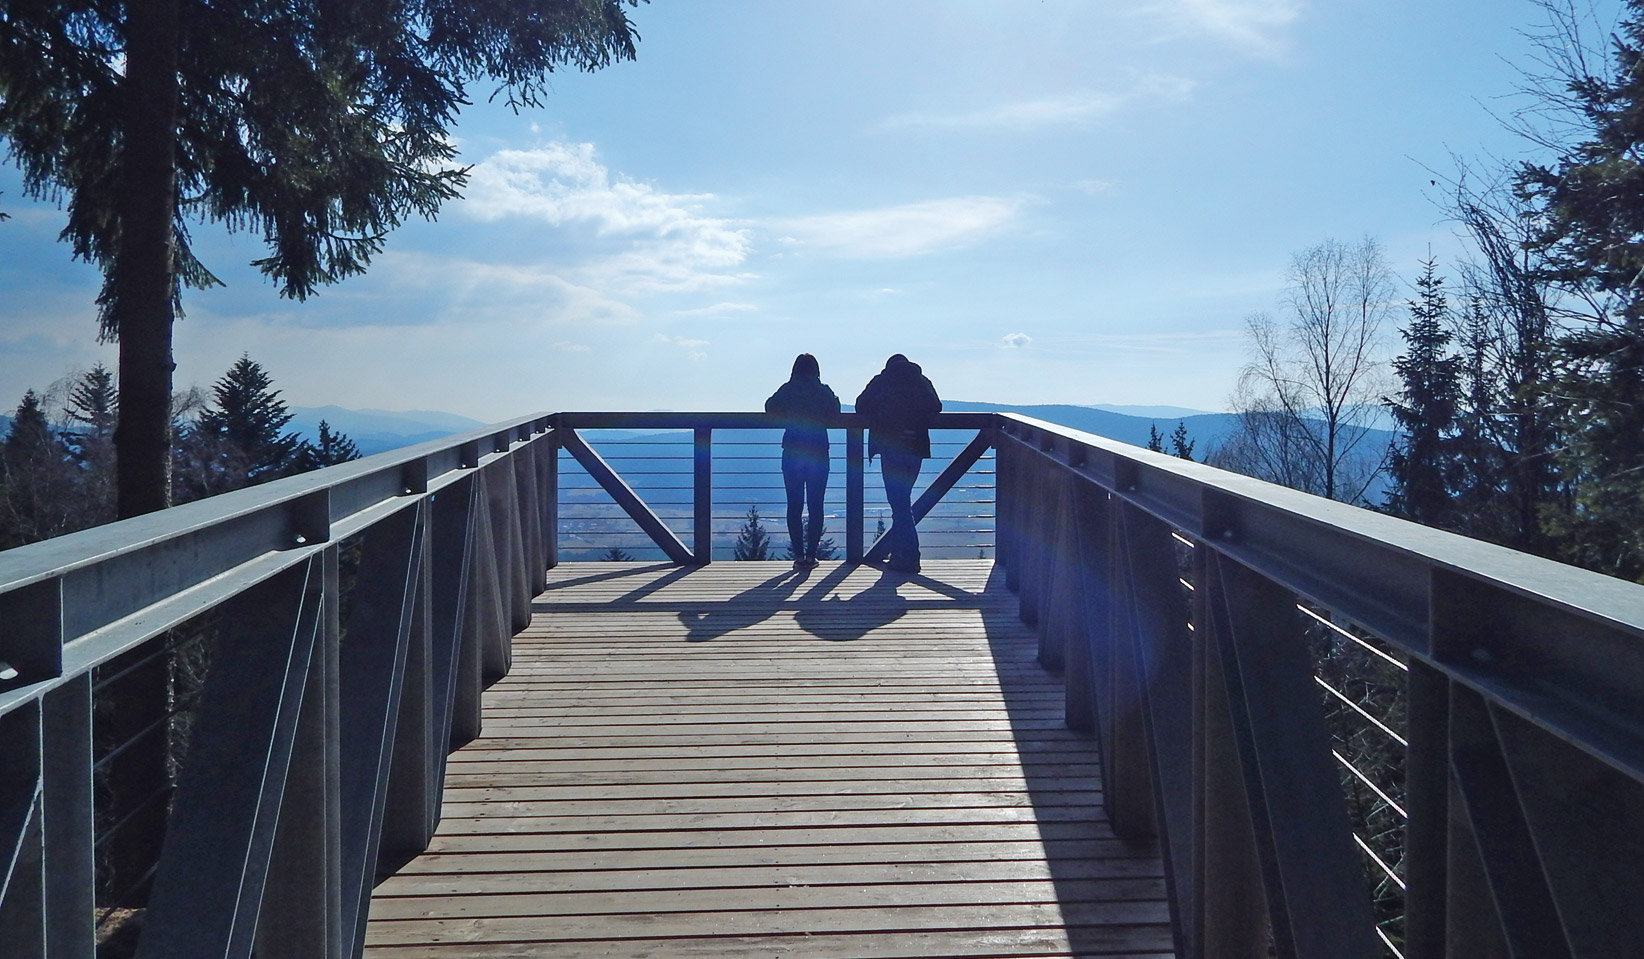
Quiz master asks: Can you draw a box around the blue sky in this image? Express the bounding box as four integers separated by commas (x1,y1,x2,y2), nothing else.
0,1,1613,421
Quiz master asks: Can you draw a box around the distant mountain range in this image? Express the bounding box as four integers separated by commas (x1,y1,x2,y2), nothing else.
3,402,1389,461
286,406,488,456
942,400,1242,452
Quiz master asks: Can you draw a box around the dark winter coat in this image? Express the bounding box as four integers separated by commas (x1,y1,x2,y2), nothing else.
765,375,841,455
855,357,942,459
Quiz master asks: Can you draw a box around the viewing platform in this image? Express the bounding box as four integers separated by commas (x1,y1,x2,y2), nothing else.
364,560,1171,956
3,411,1642,959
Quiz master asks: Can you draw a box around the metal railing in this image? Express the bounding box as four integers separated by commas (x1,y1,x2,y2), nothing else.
549,411,997,564
4,408,1642,958
0,414,553,959
995,413,1644,959
0,410,995,958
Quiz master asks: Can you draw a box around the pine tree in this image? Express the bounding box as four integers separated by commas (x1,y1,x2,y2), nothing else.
1169,420,1195,460
61,364,119,524
0,391,78,547
178,355,303,498
601,546,634,561
783,530,839,561
1516,1,1644,579
1385,259,1462,527
0,1,642,517
296,419,362,470
733,504,772,560
1146,423,1164,453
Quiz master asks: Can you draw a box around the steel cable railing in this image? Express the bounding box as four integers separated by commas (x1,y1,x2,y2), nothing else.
553,421,995,562
994,411,1644,959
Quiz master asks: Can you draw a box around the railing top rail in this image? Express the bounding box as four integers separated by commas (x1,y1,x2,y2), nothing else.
551,411,999,430
0,412,552,592
0,411,553,716
995,412,1644,638
997,411,1644,786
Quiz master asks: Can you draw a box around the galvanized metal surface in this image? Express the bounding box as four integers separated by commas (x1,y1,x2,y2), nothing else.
993,413,1644,959
4,408,1642,959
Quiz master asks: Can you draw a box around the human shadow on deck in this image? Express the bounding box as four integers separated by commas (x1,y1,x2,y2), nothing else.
977,563,1174,955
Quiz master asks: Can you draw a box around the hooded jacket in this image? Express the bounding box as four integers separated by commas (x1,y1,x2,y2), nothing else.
855,356,942,459
765,374,841,455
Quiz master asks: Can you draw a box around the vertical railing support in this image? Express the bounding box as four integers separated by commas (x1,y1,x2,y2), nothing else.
1061,480,1110,737
41,674,94,959
846,426,864,562
694,427,712,564
1203,552,1380,959
258,548,344,959
543,438,559,571
1190,545,1269,959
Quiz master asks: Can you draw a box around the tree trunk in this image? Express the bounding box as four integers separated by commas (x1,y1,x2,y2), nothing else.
112,0,182,519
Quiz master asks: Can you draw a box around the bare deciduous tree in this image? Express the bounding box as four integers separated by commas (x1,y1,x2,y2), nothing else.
1211,237,1393,502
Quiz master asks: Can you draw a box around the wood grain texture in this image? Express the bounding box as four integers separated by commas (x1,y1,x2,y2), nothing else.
365,560,1174,958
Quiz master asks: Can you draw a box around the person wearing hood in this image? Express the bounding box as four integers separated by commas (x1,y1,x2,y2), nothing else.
855,354,942,574
766,353,841,568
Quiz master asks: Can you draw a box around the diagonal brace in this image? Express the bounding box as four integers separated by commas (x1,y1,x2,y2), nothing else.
559,429,693,565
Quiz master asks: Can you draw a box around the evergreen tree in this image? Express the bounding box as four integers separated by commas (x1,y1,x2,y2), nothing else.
1516,1,1644,580
61,364,119,524
733,504,771,560
1169,420,1195,460
178,355,303,498
296,419,362,470
783,531,839,561
1385,259,1462,527
0,1,642,517
1451,193,1567,557
0,390,78,547
601,546,634,561
1146,423,1164,453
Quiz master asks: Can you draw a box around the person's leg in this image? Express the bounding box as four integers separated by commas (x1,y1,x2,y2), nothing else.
881,452,920,569
782,452,805,561
804,461,829,559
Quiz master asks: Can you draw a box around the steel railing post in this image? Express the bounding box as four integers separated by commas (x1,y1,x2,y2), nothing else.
694,428,713,564
846,426,864,562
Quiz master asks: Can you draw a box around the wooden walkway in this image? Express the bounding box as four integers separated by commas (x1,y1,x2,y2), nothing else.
364,560,1175,958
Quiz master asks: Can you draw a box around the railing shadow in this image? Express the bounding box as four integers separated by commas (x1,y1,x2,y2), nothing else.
975,563,1173,955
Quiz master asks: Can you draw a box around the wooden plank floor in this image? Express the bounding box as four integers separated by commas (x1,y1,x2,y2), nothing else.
365,560,1175,958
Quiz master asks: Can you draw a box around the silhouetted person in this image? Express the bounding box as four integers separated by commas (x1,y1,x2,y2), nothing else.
766,353,840,568
856,354,942,573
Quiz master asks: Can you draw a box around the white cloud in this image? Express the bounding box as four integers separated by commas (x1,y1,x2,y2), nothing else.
552,340,592,353
673,302,757,317
654,333,709,361
880,76,1195,131
365,251,641,328
1001,333,1033,349
778,196,1022,259
1073,179,1115,196
461,141,752,294
1145,0,1302,53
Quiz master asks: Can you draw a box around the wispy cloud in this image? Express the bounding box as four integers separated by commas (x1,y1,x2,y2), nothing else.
654,333,709,361
777,196,1022,259
1001,333,1033,349
673,302,757,317
1144,0,1302,53
362,252,641,328
880,76,1194,131
462,141,752,294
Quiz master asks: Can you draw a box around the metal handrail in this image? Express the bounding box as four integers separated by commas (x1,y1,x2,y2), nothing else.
993,412,1644,959
4,407,1642,958
1,412,554,959
553,416,995,561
